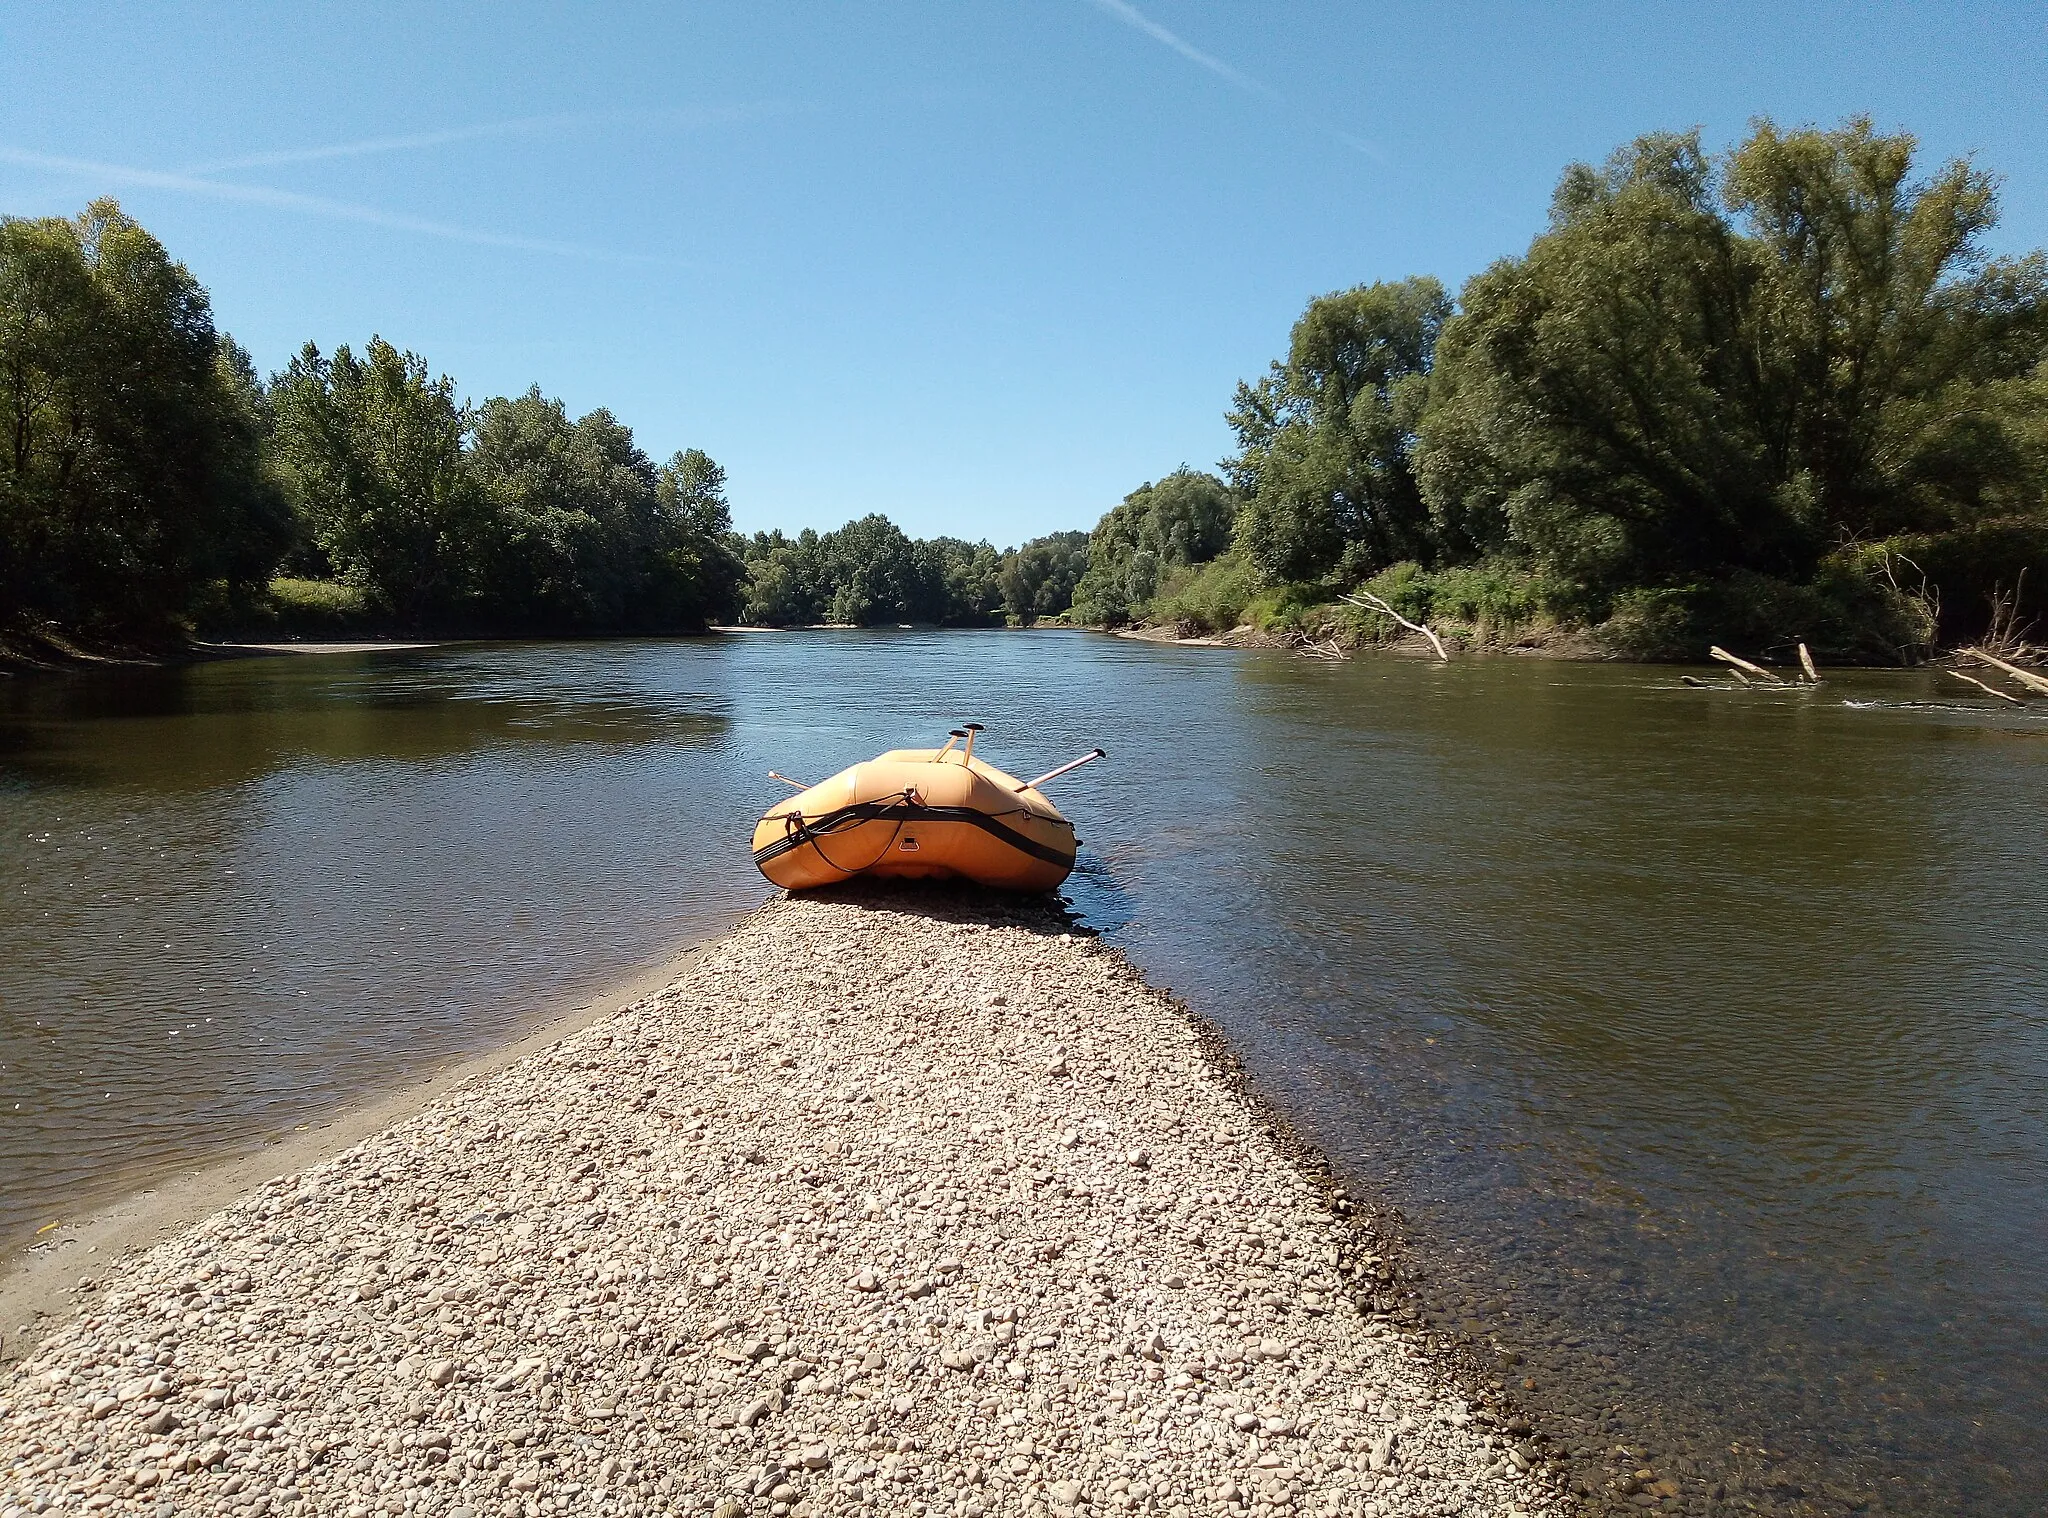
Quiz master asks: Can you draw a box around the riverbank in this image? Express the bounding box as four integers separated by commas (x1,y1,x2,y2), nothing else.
0,889,1569,1518
0,629,441,677
1113,623,1607,662
0,938,717,1353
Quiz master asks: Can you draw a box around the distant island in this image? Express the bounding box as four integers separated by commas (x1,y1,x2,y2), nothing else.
4,116,2041,668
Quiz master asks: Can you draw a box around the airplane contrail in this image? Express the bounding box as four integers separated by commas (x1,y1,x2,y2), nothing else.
1081,0,1281,101
180,102,798,176
0,146,682,265
1078,0,1381,160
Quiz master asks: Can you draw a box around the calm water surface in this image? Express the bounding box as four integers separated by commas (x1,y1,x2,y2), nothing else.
2,633,2043,1515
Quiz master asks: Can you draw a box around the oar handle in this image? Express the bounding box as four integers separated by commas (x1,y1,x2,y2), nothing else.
1019,748,1106,791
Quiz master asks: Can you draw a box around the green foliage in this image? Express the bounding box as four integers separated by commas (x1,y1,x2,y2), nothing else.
734,518,1007,627
1071,118,2048,659
1069,469,1236,625
265,576,375,637
463,390,742,629
1414,119,2048,621
1426,561,1558,634
1145,551,1262,633
1,200,290,639
268,338,479,622
1354,561,1435,625
1590,570,1937,663
1238,577,1334,634
998,530,1090,625
653,449,747,626
269,350,740,632
1226,278,1449,582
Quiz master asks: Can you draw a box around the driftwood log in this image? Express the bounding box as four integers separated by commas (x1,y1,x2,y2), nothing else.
1946,669,2025,705
1798,643,1820,683
1709,645,1784,683
1959,646,2048,697
1342,593,1449,661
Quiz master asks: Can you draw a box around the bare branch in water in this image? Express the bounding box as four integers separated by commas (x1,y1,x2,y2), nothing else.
1342,592,1449,661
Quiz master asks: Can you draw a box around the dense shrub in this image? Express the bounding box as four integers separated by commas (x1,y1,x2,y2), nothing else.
1145,552,1262,634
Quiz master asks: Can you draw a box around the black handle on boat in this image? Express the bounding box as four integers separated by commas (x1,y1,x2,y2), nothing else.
1019,748,1106,791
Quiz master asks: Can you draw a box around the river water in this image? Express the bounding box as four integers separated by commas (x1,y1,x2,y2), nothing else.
2,632,2043,1514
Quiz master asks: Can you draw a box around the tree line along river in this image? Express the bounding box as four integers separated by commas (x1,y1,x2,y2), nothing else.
1,631,2043,1515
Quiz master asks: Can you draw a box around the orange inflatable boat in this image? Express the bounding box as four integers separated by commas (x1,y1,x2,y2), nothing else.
751,724,1104,893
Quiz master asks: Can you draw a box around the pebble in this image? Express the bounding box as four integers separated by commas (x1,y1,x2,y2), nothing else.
0,891,1568,1516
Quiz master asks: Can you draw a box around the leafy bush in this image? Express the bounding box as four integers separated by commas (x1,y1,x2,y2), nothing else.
1238,579,1335,634
1593,586,1706,660
1427,561,1557,634
1069,470,1236,625
268,577,374,637
1592,570,1935,662
1144,551,1262,633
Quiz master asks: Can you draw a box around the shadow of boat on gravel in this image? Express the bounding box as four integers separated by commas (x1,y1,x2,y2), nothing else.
781,877,1098,937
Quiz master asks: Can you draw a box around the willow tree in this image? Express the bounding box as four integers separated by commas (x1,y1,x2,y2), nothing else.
1415,119,2048,604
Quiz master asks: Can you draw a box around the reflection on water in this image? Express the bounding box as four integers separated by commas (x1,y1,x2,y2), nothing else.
2,632,2044,1515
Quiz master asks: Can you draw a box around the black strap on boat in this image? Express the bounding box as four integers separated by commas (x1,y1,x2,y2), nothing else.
756,793,1075,872
775,790,916,878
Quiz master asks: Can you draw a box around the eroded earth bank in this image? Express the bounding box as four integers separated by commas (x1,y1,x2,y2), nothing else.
2,891,1570,1518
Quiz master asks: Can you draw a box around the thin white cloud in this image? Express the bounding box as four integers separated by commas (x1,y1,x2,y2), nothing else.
1079,0,1383,160
180,102,796,175
1334,131,1386,163
1082,0,1280,101
0,146,679,266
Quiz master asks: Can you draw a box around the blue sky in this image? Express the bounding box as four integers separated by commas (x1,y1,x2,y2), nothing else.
4,2,2043,544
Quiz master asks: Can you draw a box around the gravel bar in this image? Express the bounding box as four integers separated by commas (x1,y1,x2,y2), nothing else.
2,890,1572,1518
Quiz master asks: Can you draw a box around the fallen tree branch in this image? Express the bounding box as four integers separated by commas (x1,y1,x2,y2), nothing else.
1343,592,1449,661
1946,669,2024,705
1710,646,1784,683
1798,643,1819,683
1959,646,2048,697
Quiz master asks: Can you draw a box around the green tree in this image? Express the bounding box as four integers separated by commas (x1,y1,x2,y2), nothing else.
1,200,286,637
738,528,826,625
817,513,930,625
268,337,478,623
922,536,1006,625
1415,120,2048,606
998,530,1091,623
1724,118,2048,538
652,448,745,626
1226,277,1450,582
1069,469,1236,624
467,387,642,626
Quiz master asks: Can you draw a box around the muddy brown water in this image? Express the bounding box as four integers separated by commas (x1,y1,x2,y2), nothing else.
2,632,2043,1514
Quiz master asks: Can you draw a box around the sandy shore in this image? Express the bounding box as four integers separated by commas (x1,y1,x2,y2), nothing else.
196,643,443,658
0,891,1570,1518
